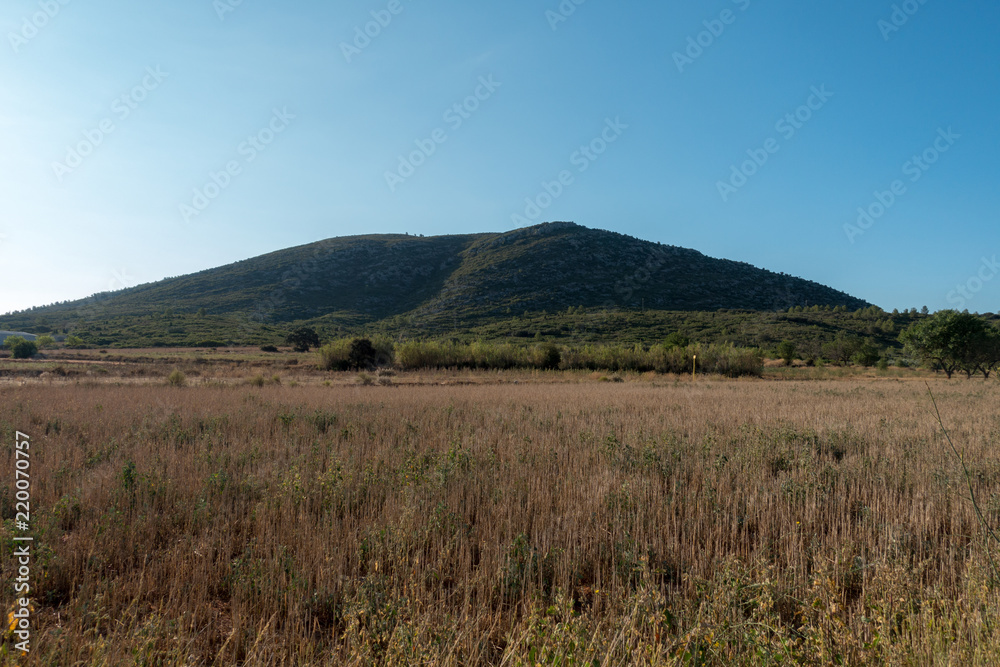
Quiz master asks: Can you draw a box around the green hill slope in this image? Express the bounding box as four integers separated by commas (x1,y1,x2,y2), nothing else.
1,222,872,346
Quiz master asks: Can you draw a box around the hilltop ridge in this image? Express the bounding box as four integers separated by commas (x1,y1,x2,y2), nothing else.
1,222,871,346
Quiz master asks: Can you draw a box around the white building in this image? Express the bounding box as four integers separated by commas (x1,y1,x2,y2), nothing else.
0,331,37,345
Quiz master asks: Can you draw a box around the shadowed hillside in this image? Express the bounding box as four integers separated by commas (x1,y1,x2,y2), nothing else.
1,223,870,342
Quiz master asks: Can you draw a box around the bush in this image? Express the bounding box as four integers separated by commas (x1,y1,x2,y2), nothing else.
65,335,86,348
349,339,377,370
35,335,56,349
11,341,37,359
167,370,187,387
663,332,690,349
260,345,279,353
536,343,562,370
318,340,352,371
246,374,281,387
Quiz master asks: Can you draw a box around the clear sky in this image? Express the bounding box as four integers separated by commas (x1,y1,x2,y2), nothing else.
1,0,997,315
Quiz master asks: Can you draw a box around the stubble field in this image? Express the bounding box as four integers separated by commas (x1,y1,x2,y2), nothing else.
2,371,1000,665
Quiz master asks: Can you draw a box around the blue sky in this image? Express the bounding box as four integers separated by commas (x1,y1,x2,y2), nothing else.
1,0,997,315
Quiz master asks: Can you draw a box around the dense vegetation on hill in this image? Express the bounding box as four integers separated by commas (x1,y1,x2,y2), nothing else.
0,222,878,350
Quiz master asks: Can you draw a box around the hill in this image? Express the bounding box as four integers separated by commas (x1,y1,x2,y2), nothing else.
1,222,873,347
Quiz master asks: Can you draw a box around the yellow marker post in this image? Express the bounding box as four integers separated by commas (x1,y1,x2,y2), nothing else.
692,354,697,381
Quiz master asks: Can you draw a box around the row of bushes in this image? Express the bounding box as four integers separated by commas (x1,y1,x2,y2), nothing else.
317,338,764,377
561,343,763,377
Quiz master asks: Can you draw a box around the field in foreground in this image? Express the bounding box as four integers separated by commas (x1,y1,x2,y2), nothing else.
2,376,1000,665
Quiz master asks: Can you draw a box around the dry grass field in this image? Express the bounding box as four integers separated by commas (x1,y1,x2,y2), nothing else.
3,365,1000,664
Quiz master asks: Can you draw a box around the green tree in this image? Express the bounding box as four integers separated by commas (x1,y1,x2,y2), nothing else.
900,310,994,379
777,340,797,366
966,326,1000,379
852,339,881,367
286,327,320,353
538,343,561,370
3,335,27,350
821,333,860,365
35,334,56,349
